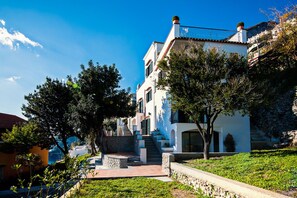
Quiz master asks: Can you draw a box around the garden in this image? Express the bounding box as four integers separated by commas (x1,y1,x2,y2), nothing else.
73,177,208,198
184,148,297,197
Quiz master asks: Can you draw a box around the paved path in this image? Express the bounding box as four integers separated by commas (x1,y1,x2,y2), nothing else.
87,165,166,179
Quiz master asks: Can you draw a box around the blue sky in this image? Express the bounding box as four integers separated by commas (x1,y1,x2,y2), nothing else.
0,0,296,118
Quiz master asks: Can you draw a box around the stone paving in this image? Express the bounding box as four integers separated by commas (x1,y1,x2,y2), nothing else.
86,153,167,179
87,164,167,179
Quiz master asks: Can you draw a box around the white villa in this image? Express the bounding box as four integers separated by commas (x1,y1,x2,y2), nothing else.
131,17,251,153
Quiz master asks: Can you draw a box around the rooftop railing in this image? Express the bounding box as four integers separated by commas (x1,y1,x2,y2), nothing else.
180,25,237,41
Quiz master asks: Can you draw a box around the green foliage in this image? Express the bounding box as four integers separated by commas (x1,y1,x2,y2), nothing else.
103,118,117,133
185,148,297,192
22,78,77,155
15,153,42,168
158,44,263,159
11,155,92,197
14,153,42,179
68,60,135,154
251,7,297,95
2,122,44,152
223,133,235,152
74,177,207,198
250,7,297,136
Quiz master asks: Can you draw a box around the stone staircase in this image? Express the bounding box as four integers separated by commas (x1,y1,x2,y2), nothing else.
143,136,162,164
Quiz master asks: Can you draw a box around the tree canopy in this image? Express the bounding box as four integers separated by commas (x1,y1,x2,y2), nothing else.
22,78,79,155
1,121,48,153
158,44,262,159
68,60,135,154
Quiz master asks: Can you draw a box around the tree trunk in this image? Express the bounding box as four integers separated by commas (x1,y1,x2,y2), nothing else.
203,141,210,160
90,129,97,156
61,138,68,155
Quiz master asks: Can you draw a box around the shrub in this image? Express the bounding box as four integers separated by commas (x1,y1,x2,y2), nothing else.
224,133,235,152
164,143,170,147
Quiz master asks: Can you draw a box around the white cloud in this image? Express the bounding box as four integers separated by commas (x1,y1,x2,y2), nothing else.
6,76,21,83
0,20,42,50
0,19,5,26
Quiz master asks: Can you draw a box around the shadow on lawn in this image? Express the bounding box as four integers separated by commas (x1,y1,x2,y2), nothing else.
251,148,297,158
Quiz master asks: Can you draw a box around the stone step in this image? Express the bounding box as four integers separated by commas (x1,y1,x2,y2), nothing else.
144,136,161,161
127,161,143,166
147,158,162,162
146,161,162,165
147,150,160,153
148,154,161,157
147,157,162,161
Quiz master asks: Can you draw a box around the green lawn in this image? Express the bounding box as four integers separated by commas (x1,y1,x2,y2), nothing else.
73,177,208,198
185,148,297,193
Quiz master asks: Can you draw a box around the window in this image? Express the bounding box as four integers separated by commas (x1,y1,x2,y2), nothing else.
145,61,153,77
170,110,193,124
158,71,166,81
146,89,152,103
138,100,143,113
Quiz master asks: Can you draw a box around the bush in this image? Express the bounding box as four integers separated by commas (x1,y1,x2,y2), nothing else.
224,133,235,152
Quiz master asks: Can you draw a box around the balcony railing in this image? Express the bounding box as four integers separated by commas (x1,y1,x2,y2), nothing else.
180,25,237,41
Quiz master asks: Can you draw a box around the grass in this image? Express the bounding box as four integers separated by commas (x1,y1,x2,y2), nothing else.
185,147,297,192
73,177,208,198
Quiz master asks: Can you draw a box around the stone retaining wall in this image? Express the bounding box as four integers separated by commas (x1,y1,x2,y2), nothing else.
162,153,290,198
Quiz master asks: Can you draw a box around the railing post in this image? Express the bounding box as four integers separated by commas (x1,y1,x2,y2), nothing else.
173,23,180,38
241,29,247,43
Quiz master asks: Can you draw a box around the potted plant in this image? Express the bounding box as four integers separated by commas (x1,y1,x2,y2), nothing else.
172,16,180,24
237,22,244,31
163,143,170,147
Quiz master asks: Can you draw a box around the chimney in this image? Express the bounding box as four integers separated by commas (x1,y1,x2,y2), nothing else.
172,16,180,24
237,21,244,31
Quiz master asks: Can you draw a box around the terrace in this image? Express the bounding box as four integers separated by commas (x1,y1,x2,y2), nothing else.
179,25,238,41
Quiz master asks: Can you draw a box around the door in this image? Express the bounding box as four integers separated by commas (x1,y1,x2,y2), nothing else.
182,131,203,152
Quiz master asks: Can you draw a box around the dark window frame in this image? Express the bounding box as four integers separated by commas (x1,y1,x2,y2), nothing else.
138,99,143,113
145,61,153,78
146,89,152,103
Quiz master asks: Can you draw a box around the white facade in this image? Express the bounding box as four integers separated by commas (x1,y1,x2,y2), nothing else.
134,19,251,153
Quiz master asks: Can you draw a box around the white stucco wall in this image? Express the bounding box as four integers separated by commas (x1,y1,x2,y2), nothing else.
203,42,247,56
214,112,251,152
135,42,164,134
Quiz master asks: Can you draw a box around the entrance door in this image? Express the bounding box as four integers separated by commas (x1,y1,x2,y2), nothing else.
146,119,150,135
182,131,203,152
141,119,150,135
